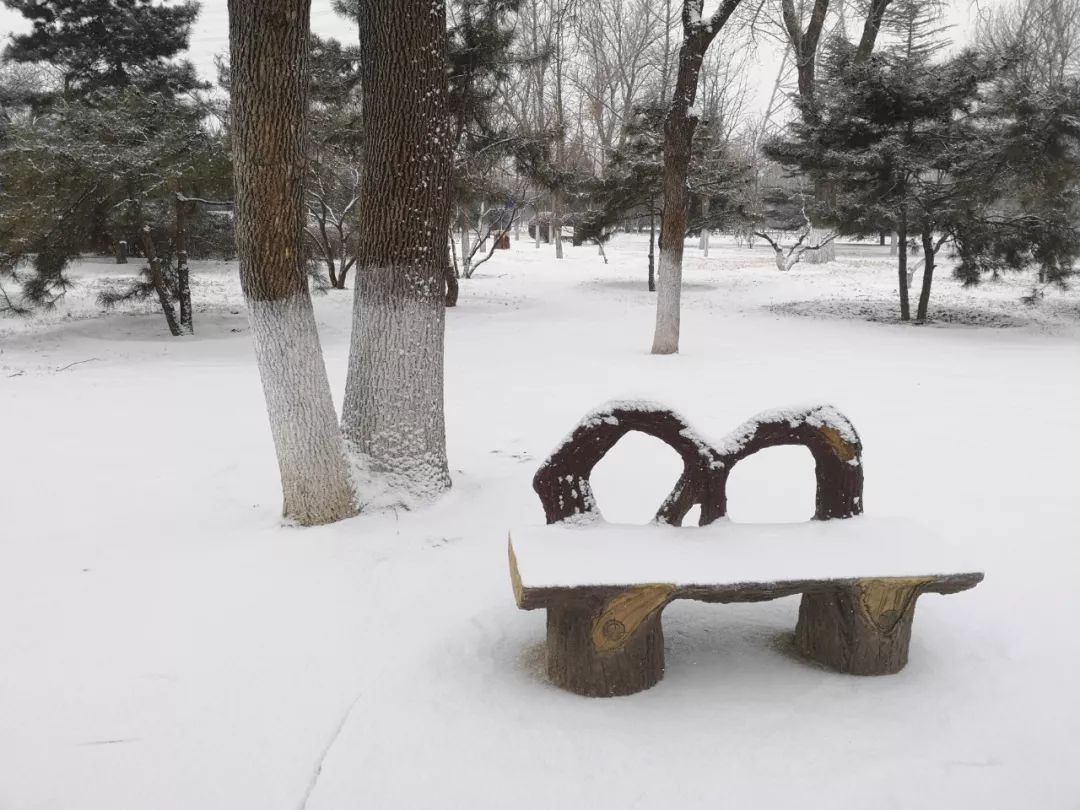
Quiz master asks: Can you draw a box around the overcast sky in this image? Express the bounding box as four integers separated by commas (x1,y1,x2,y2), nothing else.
0,0,983,117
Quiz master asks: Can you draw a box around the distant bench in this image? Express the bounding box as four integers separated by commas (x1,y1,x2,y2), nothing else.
509,403,984,697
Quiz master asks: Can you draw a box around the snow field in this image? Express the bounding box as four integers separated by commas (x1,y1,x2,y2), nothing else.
1,235,1078,809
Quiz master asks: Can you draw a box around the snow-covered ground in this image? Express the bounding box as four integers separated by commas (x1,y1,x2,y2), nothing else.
1,236,1078,809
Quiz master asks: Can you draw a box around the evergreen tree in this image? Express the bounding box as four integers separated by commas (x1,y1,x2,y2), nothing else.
2,0,204,105
766,0,1004,321
951,78,1080,291
574,103,751,289
0,90,231,331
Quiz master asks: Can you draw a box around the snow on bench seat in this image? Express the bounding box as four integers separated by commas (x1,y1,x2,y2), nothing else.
509,516,984,608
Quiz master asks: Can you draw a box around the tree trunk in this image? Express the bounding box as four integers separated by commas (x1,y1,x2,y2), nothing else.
342,0,453,497
897,201,911,321
916,225,935,322
228,0,356,526
699,197,710,256
137,214,182,338
115,239,128,264
890,230,898,256
651,3,741,353
648,200,656,292
444,244,459,308
317,212,339,288
855,0,894,63
175,197,194,336
461,209,472,279
553,190,564,259
652,46,703,354
802,226,836,263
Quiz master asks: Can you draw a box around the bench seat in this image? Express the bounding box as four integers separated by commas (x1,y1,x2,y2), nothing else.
509,517,984,696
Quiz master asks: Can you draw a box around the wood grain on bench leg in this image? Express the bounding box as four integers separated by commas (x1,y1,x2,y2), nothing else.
794,578,931,675
546,586,672,697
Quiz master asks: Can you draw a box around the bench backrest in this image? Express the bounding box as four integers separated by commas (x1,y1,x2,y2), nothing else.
533,402,863,526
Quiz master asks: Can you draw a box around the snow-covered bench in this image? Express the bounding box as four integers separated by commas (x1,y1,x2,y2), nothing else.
510,403,984,697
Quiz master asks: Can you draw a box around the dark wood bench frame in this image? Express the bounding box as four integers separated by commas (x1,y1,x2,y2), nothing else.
515,403,983,697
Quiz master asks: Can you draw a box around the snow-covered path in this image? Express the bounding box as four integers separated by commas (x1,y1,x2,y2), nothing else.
1,237,1078,809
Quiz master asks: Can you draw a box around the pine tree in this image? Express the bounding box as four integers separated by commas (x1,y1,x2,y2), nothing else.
575,103,751,288
0,90,230,328
2,0,204,105
766,0,1004,321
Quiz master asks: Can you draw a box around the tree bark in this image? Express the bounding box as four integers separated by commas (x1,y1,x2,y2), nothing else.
444,244,459,308
916,225,936,322
136,210,182,338
855,0,894,64
648,200,657,292
651,0,742,354
342,0,453,496
699,197,710,256
897,199,911,321
175,196,194,335
228,0,356,526
460,209,471,278
780,0,830,103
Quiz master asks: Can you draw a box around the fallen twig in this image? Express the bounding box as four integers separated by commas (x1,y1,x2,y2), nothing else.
55,358,101,373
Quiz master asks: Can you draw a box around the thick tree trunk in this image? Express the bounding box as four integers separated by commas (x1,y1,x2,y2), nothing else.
228,0,356,526
897,201,911,321
916,226,936,322
175,197,194,335
342,0,453,497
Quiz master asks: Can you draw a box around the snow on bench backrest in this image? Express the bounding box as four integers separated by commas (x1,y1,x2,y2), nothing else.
532,401,863,526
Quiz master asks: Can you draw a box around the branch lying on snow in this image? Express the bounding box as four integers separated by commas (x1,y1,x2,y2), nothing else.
55,357,100,373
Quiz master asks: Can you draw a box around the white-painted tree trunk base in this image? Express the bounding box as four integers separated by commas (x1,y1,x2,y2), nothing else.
651,248,682,354
247,293,356,525
341,271,451,500
700,230,710,257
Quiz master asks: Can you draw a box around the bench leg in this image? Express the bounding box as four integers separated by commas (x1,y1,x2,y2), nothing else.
794,578,930,675
546,598,666,697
